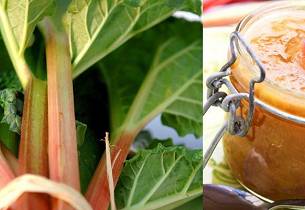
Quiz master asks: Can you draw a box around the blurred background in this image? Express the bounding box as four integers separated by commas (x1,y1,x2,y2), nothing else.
203,0,271,27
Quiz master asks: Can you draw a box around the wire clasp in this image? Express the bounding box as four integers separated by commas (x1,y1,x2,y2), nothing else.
203,31,266,168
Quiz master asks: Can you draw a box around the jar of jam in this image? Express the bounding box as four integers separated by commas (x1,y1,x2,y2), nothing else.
204,1,305,202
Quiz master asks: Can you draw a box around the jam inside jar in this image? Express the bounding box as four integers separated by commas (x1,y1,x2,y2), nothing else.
223,1,305,201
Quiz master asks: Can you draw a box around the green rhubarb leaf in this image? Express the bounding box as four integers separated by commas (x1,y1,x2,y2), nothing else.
146,138,174,149
64,0,201,78
183,0,201,15
100,19,202,142
133,131,174,151
115,144,203,210
133,131,175,153
0,0,54,88
0,0,54,54
161,86,203,138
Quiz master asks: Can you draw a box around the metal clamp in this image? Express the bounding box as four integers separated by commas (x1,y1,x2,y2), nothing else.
203,31,266,168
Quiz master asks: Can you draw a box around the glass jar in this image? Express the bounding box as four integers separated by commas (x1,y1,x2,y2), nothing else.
223,1,305,201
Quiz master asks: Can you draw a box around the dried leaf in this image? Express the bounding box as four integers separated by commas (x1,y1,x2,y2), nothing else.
0,174,92,210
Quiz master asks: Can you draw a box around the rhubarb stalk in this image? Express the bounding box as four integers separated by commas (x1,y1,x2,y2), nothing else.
0,145,14,189
1,144,18,175
17,77,49,210
86,133,136,210
43,18,80,210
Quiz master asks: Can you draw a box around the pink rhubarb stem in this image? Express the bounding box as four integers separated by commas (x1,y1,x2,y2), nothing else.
86,133,135,210
44,18,80,210
1,145,18,175
0,146,15,210
0,146,14,189
17,77,50,210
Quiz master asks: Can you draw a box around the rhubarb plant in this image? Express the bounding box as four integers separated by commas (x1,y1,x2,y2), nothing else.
0,0,202,210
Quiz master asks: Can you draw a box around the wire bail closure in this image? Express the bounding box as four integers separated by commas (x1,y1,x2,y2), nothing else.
203,31,266,168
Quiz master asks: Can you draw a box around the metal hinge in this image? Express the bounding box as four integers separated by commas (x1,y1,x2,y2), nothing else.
203,31,266,168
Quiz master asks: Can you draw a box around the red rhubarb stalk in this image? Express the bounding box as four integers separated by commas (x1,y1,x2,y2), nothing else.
1,144,18,175
0,146,15,210
86,133,135,210
43,18,80,210
0,145,14,189
17,77,50,210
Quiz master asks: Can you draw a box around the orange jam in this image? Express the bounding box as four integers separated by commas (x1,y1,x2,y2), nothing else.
249,18,305,92
223,3,305,201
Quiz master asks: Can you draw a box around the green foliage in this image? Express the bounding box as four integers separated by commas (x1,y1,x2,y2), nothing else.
184,0,202,14
0,39,22,91
0,89,22,156
0,0,55,88
173,196,202,210
100,18,202,141
115,144,203,210
0,0,54,54
133,131,174,151
0,71,22,91
63,0,201,77
146,138,174,149
0,89,22,134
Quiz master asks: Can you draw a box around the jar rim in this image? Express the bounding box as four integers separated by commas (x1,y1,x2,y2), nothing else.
230,1,305,122
235,1,305,93
236,1,305,35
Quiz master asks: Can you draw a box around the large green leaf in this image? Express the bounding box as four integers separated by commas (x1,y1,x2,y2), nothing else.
115,144,203,210
100,19,202,142
0,0,54,88
161,74,202,137
64,0,201,78
0,0,53,54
